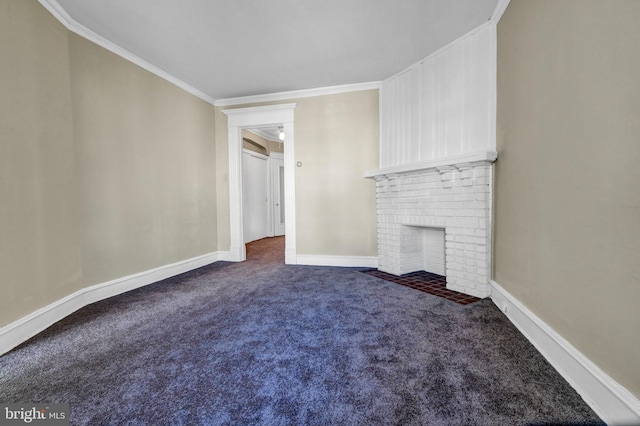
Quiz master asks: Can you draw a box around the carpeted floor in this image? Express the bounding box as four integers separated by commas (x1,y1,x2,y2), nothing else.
0,237,602,425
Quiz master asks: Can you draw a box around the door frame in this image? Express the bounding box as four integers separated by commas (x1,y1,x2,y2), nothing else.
269,152,285,237
223,104,297,263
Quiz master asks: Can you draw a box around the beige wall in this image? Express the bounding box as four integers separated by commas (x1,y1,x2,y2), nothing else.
69,35,217,286
495,0,640,398
0,0,217,327
215,90,379,257
0,0,82,324
268,139,284,155
242,130,282,156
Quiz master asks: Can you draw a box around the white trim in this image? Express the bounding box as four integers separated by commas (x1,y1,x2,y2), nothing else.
242,149,271,241
364,150,497,178
37,0,217,106
267,156,274,237
224,104,298,126
296,255,378,268
488,22,498,161
242,148,269,161
269,152,284,160
246,128,281,143
266,153,285,237
490,0,512,24
215,81,381,107
0,251,229,356
223,104,298,264
39,0,380,107
490,280,640,425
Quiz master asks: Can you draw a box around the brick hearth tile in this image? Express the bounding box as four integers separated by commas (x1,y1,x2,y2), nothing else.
363,269,481,305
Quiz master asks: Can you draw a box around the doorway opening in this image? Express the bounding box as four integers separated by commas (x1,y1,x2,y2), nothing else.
223,104,297,264
245,236,285,264
242,127,285,244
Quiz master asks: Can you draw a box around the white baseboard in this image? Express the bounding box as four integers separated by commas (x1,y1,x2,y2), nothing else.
490,280,640,425
0,251,229,356
215,251,231,262
285,248,297,265
295,254,378,268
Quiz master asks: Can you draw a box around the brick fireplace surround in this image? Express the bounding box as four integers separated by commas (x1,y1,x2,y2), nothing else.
368,156,496,299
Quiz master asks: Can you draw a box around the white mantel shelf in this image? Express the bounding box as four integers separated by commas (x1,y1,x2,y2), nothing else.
364,150,497,179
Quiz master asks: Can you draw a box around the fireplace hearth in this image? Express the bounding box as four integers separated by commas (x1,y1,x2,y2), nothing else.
367,157,495,298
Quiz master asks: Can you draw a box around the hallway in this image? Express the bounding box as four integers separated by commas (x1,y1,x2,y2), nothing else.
245,236,284,264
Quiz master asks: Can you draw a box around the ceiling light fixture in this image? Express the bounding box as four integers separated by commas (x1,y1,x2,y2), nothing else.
278,127,285,141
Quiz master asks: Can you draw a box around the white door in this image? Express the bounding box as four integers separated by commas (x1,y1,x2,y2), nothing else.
242,150,269,243
271,155,285,236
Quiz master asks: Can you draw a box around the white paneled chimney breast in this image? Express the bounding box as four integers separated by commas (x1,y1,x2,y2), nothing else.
368,23,497,298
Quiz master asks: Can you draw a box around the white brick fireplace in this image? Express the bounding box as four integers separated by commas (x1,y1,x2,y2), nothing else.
371,22,499,299
366,153,496,298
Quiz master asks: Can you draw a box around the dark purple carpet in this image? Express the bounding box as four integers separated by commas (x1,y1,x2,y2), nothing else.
0,237,602,425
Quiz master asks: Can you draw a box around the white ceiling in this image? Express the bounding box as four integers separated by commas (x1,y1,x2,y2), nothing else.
51,0,498,101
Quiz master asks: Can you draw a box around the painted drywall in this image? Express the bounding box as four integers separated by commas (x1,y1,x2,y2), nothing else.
215,90,379,257
268,140,284,155
494,0,640,398
242,130,284,155
0,0,82,325
69,34,217,286
242,139,267,156
0,0,218,327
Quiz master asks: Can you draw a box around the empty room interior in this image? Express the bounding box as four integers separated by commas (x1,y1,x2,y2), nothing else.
1,0,639,424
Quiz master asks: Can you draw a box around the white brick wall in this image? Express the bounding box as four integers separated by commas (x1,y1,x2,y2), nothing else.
423,228,446,276
375,161,493,298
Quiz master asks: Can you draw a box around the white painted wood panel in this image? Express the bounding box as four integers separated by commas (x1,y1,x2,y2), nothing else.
380,23,496,168
242,151,269,243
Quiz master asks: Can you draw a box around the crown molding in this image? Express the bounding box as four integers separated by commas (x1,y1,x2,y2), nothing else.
214,81,381,107
37,0,217,106
37,0,498,109
222,103,297,124
490,0,512,24
246,128,281,143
